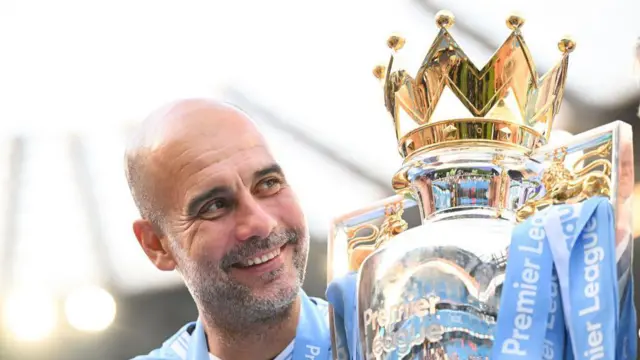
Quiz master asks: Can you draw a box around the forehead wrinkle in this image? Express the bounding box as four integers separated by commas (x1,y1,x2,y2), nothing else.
161,134,251,177
125,98,275,222
158,139,272,215
179,144,272,195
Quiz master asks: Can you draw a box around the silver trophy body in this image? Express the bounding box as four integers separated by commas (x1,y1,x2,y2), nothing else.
329,124,633,360
326,10,635,360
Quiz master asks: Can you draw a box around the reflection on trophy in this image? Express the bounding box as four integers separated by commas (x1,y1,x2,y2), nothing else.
327,10,634,360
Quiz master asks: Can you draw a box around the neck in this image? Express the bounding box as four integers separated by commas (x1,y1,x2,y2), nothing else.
202,297,301,360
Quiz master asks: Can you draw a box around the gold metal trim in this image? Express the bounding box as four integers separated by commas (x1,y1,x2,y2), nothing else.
516,141,613,222
376,11,572,159
397,119,544,160
344,201,409,271
327,195,408,283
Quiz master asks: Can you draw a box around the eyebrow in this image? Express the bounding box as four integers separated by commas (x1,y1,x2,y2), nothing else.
254,164,284,179
185,163,284,217
186,186,233,217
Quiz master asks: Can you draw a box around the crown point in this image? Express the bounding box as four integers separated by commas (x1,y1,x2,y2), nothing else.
435,10,455,29
387,35,405,51
506,13,525,30
373,65,386,80
558,37,576,53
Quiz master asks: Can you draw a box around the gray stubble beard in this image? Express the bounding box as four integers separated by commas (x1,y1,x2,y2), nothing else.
177,228,309,336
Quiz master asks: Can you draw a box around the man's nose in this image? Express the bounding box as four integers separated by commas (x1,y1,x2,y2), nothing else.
234,194,277,242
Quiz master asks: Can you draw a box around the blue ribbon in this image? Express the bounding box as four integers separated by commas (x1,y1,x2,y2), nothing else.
544,197,622,359
570,200,617,359
326,272,359,360
492,209,555,359
543,269,566,359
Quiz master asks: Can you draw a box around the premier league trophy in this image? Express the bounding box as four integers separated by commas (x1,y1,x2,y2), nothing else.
326,10,636,360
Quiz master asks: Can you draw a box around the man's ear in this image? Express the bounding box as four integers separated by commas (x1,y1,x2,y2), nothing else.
132,219,177,271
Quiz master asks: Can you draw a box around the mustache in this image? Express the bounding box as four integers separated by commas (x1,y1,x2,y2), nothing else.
220,228,301,270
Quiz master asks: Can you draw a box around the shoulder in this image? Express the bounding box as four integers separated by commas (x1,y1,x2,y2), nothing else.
128,321,196,360
129,296,329,360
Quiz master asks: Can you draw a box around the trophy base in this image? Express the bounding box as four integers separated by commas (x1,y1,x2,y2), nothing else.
357,216,512,359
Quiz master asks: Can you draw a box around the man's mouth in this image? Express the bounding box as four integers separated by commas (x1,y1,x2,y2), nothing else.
234,245,285,268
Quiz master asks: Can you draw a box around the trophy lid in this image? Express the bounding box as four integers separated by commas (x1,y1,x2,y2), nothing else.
375,10,575,162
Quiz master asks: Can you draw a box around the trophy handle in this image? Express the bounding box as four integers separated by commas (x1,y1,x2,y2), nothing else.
327,195,418,284
522,120,634,263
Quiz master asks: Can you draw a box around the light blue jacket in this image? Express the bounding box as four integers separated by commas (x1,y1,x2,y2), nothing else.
130,292,330,360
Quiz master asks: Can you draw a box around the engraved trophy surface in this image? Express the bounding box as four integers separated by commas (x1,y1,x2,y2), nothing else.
327,10,634,360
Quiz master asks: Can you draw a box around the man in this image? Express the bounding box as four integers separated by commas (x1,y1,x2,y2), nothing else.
124,99,331,360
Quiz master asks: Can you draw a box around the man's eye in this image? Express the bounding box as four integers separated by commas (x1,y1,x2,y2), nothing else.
200,199,228,217
257,177,283,194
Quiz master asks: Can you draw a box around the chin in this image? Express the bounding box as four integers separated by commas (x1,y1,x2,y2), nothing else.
254,267,301,299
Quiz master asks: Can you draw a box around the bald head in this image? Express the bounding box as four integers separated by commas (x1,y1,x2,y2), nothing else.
124,98,266,230
126,99,259,154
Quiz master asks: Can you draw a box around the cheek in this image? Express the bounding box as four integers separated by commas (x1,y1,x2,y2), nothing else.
271,192,306,229
188,221,235,263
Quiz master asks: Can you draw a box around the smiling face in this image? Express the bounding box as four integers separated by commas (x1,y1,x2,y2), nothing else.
129,101,309,329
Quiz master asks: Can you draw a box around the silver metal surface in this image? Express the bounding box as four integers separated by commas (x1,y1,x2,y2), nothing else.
358,219,511,359
356,147,536,359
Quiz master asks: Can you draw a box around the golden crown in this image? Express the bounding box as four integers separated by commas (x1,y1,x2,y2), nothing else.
374,10,575,160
